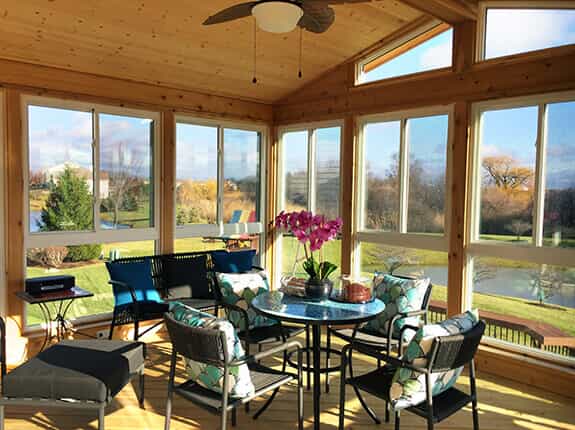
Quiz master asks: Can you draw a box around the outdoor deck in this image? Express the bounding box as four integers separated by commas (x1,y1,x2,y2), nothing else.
4,331,575,430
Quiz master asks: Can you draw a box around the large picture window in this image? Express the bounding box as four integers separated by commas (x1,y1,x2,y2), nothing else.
356,107,452,318
277,124,342,279
478,3,575,60
25,96,159,326
469,92,575,361
175,118,266,258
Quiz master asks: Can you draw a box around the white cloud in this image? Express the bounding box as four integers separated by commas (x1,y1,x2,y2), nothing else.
485,9,575,58
420,40,453,70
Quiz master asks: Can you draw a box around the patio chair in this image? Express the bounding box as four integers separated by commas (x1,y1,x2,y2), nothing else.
325,274,433,411
164,311,303,430
338,312,485,430
0,316,145,430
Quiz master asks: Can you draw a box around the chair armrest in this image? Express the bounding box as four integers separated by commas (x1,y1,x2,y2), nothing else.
251,265,265,272
109,280,139,304
230,341,302,366
220,302,251,332
343,342,426,374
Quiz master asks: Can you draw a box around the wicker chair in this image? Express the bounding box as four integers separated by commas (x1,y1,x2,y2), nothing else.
163,313,303,430
339,320,486,430
325,275,433,423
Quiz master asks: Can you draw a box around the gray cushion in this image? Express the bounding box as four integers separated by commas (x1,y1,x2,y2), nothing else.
4,340,144,403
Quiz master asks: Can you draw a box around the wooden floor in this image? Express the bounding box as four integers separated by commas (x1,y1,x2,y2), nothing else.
5,331,575,430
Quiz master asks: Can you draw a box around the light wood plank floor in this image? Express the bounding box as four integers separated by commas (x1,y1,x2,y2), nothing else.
4,332,575,430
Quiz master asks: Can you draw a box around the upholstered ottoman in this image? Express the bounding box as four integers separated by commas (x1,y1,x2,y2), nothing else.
0,340,145,430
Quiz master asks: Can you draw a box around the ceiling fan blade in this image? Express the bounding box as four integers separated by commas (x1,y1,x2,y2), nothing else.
298,3,335,33
305,0,373,4
203,2,257,25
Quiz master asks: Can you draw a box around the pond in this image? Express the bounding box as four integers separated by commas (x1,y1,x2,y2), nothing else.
399,265,575,308
29,210,131,232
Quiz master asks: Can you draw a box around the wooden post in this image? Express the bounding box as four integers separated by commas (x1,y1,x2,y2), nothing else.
265,126,279,287
447,21,475,316
159,110,176,254
340,116,356,276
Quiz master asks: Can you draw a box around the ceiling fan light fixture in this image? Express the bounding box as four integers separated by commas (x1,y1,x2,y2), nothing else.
251,1,303,34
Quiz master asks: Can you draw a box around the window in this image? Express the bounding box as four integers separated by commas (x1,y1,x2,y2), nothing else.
277,124,342,279
25,97,159,326
175,118,266,258
0,91,4,316
356,107,452,310
357,23,453,85
479,4,575,60
469,92,575,361
359,110,450,236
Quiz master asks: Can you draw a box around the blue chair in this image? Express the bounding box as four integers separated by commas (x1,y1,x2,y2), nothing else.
228,209,243,224
106,258,169,341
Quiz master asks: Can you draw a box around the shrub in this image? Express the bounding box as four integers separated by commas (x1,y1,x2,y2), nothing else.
27,247,69,268
66,244,102,262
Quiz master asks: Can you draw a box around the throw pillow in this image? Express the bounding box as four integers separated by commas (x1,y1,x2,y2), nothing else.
212,249,256,273
163,254,213,299
169,302,255,398
364,274,430,341
106,259,162,306
217,271,278,331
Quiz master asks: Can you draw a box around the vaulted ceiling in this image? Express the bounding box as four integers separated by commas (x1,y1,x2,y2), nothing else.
0,0,426,103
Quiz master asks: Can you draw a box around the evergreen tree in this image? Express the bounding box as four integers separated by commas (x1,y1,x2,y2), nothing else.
40,166,101,261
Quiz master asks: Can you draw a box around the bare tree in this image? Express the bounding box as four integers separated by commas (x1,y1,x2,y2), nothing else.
473,260,496,285
482,156,534,190
530,266,565,305
105,142,143,228
505,219,532,241
373,246,421,275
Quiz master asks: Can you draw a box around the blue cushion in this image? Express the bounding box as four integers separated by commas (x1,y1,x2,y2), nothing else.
211,250,256,273
106,259,162,307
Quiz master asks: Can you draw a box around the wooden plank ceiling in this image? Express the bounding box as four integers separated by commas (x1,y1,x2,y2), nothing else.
0,0,423,103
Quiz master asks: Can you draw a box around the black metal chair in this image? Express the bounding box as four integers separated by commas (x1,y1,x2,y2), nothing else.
164,313,303,430
325,275,433,420
339,320,486,430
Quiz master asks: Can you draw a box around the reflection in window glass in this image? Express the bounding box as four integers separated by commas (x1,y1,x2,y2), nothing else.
281,235,341,279
99,114,154,230
484,9,575,60
544,101,575,248
176,124,218,225
361,28,453,84
26,240,155,326
283,131,309,211
472,256,575,360
315,127,341,219
28,106,94,233
407,115,448,234
363,121,401,231
223,129,260,223
479,106,538,243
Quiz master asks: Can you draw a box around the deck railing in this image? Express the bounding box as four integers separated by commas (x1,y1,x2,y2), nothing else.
427,302,575,358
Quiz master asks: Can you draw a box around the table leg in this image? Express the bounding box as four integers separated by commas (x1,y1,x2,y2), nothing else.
37,303,51,351
312,324,321,430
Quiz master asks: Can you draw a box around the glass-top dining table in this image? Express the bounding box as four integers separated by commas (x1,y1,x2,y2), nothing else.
251,291,385,430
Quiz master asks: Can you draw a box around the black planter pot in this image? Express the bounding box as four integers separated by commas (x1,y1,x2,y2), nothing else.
305,278,333,300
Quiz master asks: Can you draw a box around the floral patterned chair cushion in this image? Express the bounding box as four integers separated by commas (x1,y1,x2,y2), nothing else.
389,309,480,410
364,274,430,342
169,302,255,398
217,271,279,331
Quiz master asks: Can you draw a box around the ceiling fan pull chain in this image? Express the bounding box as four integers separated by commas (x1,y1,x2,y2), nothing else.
298,26,303,79
253,19,258,84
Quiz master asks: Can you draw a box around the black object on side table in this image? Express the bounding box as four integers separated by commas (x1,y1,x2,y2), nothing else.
16,286,94,351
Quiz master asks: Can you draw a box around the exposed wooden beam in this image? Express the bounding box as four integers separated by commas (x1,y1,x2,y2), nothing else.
266,126,280,287
159,110,176,255
0,59,273,123
340,116,357,276
275,45,575,124
400,0,477,23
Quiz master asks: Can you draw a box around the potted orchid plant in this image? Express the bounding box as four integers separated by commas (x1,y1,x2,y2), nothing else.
275,210,343,299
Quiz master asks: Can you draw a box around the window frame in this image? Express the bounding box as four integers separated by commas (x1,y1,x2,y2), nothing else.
355,105,454,269
276,120,344,280
23,95,161,249
476,1,575,61
174,115,268,242
355,19,452,86
0,91,5,317
468,90,575,272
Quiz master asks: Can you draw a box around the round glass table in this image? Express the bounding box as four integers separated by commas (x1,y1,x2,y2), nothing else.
251,291,385,430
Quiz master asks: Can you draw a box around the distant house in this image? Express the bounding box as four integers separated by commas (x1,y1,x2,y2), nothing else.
44,162,110,198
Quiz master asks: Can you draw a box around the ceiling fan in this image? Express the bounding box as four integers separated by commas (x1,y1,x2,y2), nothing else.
203,0,373,34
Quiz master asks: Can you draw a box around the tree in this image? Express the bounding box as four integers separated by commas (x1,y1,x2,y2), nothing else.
530,266,565,305
482,156,534,190
506,219,532,241
372,246,421,275
40,166,101,261
105,142,144,228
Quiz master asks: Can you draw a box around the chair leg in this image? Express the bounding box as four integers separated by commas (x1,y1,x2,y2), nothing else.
98,405,105,430
139,368,145,409
221,406,228,430
133,320,140,341
108,317,115,340
232,408,237,427
306,324,311,391
470,361,480,430
394,410,400,430
385,401,390,423
348,349,381,424
245,343,251,414
325,327,331,393
0,405,5,430
297,347,304,430
253,387,280,420
338,347,348,430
